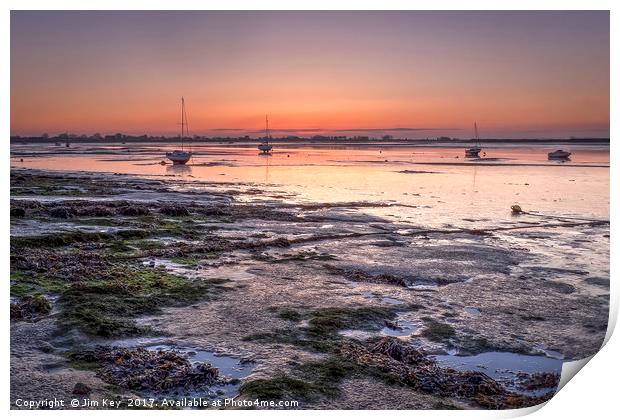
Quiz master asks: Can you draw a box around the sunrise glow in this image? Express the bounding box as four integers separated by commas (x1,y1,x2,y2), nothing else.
11,11,610,138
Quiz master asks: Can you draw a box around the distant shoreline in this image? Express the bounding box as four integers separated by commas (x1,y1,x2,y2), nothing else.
9,137,611,147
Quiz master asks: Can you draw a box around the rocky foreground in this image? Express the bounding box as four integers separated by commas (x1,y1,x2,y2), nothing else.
10,169,609,409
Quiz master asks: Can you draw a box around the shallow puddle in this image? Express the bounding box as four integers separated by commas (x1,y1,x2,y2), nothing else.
143,258,256,282
382,297,405,305
463,306,481,315
338,329,376,341
109,339,255,400
433,351,563,396
361,291,405,306
340,312,421,339
380,318,420,337
146,344,254,381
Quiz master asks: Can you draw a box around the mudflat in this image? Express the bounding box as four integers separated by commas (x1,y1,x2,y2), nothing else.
10,144,609,409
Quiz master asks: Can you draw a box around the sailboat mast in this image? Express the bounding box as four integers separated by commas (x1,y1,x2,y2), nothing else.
265,114,270,143
474,122,479,144
181,97,185,150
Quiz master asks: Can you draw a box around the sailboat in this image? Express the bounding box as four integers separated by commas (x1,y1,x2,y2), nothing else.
258,115,273,154
548,150,571,160
166,97,192,165
465,122,482,158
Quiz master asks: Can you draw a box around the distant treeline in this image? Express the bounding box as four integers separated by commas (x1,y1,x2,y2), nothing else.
9,134,611,145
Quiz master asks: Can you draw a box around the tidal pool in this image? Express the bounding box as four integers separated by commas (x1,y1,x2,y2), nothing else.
433,351,564,396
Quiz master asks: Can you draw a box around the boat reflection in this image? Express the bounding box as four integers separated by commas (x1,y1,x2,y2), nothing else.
548,156,572,163
260,152,271,182
547,149,572,161
165,163,193,176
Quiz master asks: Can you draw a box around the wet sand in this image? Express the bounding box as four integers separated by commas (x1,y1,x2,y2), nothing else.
9,144,609,409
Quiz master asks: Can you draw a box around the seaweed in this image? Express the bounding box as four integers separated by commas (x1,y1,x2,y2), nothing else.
420,317,456,343
245,305,405,353
57,268,229,337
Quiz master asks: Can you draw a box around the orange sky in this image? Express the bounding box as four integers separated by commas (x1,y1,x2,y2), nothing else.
11,11,610,138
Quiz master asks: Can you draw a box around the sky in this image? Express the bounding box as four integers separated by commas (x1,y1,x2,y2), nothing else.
10,11,610,139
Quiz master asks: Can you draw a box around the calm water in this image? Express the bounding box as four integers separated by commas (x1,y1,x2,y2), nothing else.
10,142,610,229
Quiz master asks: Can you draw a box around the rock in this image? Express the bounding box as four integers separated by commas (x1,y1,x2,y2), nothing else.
326,266,408,287
79,205,114,217
10,303,22,319
10,207,25,217
10,295,52,320
38,342,55,353
584,276,609,287
383,319,402,330
72,382,91,395
267,237,291,247
92,347,219,392
28,295,52,314
370,336,427,364
49,207,73,219
545,281,576,294
199,206,229,216
119,205,150,216
517,372,560,390
160,205,190,217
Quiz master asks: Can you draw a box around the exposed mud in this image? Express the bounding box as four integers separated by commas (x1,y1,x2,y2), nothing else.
10,168,609,409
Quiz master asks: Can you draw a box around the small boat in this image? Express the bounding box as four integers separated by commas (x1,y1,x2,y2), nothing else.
258,115,273,154
258,143,272,153
465,146,481,158
548,150,571,160
166,150,191,165
465,122,482,158
166,97,193,165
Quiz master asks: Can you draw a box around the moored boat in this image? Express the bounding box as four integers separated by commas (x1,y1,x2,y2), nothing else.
258,115,273,154
548,149,571,160
166,149,192,165
465,122,482,158
166,97,193,165
465,146,481,158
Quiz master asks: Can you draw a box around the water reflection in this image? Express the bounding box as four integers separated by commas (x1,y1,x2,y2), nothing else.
165,164,192,176
548,157,572,163
258,153,271,182
9,144,609,223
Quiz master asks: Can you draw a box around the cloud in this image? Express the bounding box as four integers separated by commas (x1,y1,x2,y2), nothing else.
208,127,462,135
330,127,461,133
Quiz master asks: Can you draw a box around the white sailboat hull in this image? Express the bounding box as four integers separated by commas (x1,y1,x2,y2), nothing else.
259,115,274,153
166,150,192,165
548,150,571,160
166,98,193,165
465,147,481,158
258,143,273,153
465,122,482,158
